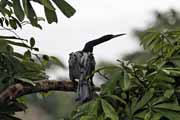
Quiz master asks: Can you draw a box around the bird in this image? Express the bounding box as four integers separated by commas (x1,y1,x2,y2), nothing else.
68,33,125,103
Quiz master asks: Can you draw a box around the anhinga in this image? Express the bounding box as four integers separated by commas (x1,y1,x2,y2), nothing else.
68,34,125,103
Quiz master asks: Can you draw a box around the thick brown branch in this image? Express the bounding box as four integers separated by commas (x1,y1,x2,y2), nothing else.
0,80,100,104
0,80,76,104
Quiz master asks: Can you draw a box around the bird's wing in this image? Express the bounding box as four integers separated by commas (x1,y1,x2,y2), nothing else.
68,52,82,80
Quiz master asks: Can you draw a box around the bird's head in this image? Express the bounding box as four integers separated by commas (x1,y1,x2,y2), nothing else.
102,33,126,39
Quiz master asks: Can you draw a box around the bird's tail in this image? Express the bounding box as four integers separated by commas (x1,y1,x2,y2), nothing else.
76,80,92,103
76,72,93,103
82,33,126,52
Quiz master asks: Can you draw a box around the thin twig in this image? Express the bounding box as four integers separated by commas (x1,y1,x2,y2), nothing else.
98,71,110,81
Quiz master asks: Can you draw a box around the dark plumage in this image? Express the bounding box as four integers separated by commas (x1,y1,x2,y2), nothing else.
68,34,125,103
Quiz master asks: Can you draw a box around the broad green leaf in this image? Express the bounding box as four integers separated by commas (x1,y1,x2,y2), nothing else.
52,0,76,18
154,103,180,111
0,39,8,50
102,71,120,95
15,77,35,86
153,73,175,83
101,99,118,120
155,109,180,120
171,55,180,60
134,109,148,119
144,111,152,120
0,0,8,8
105,95,126,104
151,113,162,120
88,99,99,117
42,55,49,61
44,7,58,24
133,88,154,113
23,0,38,26
151,97,168,106
40,0,55,10
80,116,93,120
169,70,180,76
13,0,25,21
24,50,31,59
22,0,28,16
164,89,174,98
11,16,22,28
97,115,104,120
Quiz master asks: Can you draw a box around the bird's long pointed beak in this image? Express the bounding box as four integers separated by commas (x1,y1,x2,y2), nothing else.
113,33,126,38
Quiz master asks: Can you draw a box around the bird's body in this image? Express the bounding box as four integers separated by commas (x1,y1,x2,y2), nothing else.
68,34,125,103
69,51,95,102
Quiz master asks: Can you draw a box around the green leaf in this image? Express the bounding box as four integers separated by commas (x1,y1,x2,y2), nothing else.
30,37,35,48
11,16,22,28
52,0,76,18
87,99,99,117
9,19,17,29
101,99,118,120
24,50,31,59
105,95,126,104
154,109,180,120
0,0,8,8
80,116,93,120
120,70,130,91
22,0,28,16
5,18,9,26
40,0,55,10
134,109,148,119
151,96,168,106
133,88,154,113
154,103,180,111
15,77,35,86
44,6,58,24
164,89,174,98
13,0,25,21
151,113,162,120
23,0,38,26
0,39,8,50
144,111,152,120
0,18,3,26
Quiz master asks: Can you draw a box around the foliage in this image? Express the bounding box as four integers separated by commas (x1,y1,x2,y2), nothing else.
72,11,180,120
0,0,75,119
0,0,76,28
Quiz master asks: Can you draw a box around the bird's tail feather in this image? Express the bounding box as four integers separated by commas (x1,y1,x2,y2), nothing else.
76,77,92,103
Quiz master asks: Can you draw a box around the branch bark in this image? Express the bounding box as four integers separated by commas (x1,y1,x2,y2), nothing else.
0,80,76,104
0,80,100,104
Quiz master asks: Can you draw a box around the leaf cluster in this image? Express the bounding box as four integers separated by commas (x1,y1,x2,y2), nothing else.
0,0,76,28
0,0,71,119
72,28,180,120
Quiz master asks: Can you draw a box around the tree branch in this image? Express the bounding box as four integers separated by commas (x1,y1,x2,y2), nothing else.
0,80,72,104
0,80,100,104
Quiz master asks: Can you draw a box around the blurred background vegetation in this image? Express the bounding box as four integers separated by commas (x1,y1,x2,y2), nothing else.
14,9,180,120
